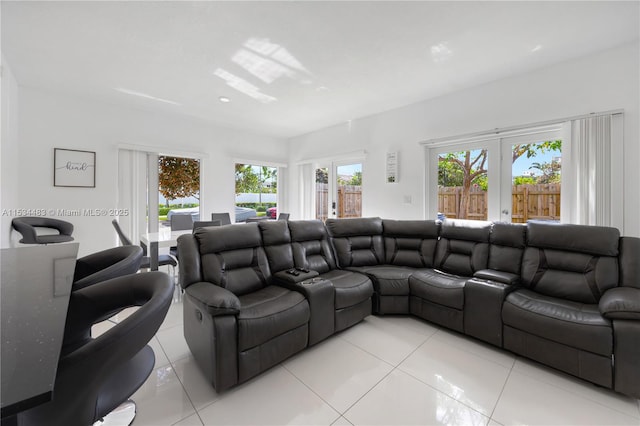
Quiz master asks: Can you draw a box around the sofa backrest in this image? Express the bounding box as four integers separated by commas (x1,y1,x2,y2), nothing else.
435,219,491,276
521,222,620,303
288,220,337,273
488,222,526,275
193,223,270,296
325,217,384,268
382,219,439,268
258,220,294,273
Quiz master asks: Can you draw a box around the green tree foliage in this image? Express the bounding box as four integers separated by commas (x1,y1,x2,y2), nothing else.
513,176,537,185
530,160,561,184
259,166,277,192
235,164,277,194
316,168,328,184
349,171,362,186
235,164,260,193
337,171,362,186
158,156,200,205
512,140,562,163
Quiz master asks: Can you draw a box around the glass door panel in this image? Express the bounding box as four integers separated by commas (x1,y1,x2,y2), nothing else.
501,134,562,223
335,163,362,218
315,167,329,221
437,149,488,221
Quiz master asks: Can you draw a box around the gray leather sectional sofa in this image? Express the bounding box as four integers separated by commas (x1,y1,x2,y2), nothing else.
177,217,640,399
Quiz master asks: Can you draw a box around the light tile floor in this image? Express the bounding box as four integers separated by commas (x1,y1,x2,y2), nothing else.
98,287,640,426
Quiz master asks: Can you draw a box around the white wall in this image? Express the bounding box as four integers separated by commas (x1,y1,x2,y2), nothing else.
9,87,287,255
1,57,20,247
288,42,640,237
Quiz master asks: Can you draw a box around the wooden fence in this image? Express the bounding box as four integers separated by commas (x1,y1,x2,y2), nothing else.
439,186,487,221
438,184,561,223
316,184,362,220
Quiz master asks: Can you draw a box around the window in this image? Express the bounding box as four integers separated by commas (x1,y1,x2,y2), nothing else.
117,147,206,245
235,163,278,220
424,112,622,230
158,155,200,227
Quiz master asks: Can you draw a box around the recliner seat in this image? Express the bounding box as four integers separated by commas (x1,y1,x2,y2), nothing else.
178,223,310,391
326,218,438,314
287,219,373,333
410,219,491,331
502,222,620,388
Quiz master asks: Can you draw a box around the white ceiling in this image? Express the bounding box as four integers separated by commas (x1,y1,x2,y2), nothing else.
2,1,639,139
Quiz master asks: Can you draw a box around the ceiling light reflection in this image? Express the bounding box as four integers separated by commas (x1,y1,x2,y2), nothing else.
431,42,453,63
213,68,277,104
115,88,181,106
531,44,543,53
231,37,312,86
232,49,294,84
245,38,309,73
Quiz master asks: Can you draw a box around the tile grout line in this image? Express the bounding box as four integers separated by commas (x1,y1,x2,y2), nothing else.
280,363,343,423
336,323,437,368
336,333,435,420
487,353,517,423
164,353,205,426
511,357,640,420
152,325,203,426
278,324,436,423
392,335,504,423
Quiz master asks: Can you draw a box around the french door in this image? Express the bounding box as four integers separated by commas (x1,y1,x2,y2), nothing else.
314,161,363,220
427,128,562,223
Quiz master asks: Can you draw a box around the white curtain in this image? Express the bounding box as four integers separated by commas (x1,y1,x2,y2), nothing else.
298,163,315,220
117,149,148,244
563,114,622,227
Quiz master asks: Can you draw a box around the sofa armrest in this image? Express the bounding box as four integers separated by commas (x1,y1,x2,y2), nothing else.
599,287,640,320
474,269,520,285
185,282,240,316
274,275,335,346
273,269,319,284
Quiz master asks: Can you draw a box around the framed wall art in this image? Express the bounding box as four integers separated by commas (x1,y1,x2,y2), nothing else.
54,148,96,188
386,151,398,183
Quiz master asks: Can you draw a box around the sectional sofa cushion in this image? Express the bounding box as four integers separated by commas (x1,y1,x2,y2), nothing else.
526,222,619,256
474,222,525,283
409,270,465,310
288,220,337,273
435,219,491,276
258,220,295,274
347,265,416,296
237,286,309,351
503,289,612,356
521,222,620,304
486,222,526,275
195,223,271,296
382,219,439,267
320,269,374,310
410,220,491,306
326,217,384,267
